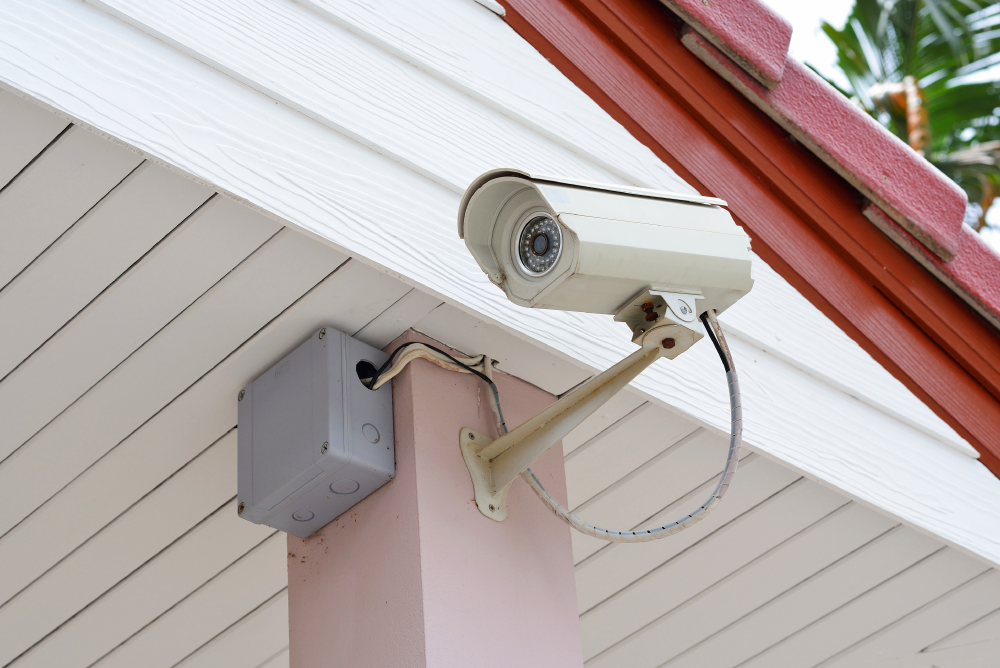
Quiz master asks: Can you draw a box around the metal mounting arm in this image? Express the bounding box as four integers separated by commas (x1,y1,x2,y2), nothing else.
461,289,704,521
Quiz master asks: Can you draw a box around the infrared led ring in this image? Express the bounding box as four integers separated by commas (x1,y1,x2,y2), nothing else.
516,214,562,276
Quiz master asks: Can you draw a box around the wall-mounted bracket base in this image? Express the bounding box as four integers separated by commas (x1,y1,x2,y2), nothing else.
460,428,511,521
460,330,668,522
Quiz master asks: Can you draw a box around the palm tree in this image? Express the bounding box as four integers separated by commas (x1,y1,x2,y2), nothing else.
821,0,1000,231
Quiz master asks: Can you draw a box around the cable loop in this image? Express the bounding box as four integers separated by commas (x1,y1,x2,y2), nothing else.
516,309,741,543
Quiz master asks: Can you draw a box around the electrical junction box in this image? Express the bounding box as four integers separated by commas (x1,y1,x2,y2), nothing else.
237,326,394,538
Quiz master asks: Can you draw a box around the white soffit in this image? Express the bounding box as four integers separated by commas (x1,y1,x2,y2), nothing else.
0,0,997,573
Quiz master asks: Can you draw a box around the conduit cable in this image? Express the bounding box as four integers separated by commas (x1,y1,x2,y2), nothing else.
514,310,741,542
368,311,740,543
364,341,507,432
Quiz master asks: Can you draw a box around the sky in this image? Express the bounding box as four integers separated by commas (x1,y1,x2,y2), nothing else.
758,0,854,88
758,0,1000,249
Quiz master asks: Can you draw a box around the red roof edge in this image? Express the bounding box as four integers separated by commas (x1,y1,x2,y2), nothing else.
681,27,968,263
661,0,791,89
864,203,1000,332
679,27,1000,328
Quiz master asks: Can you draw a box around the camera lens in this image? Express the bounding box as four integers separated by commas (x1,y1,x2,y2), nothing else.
517,214,562,276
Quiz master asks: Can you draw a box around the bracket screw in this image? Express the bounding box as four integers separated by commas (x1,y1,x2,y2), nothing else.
238,390,245,401
468,433,475,440
319,328,326,339
238,501,245,514
321,441,329,454
489,504,496,512
680,304,690,314
662,338,676,349
641,300,658,322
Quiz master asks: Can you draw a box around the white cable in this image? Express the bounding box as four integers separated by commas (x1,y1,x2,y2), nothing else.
506,310,742,543
369,345,487,390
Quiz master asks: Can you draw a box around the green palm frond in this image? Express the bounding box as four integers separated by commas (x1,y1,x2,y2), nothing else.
821,0,1000,230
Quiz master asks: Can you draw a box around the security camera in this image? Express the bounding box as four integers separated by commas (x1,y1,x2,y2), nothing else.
453,170,753,535
458,169,754,357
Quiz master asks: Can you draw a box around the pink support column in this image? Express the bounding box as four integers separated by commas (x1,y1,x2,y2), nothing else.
286,332,583,667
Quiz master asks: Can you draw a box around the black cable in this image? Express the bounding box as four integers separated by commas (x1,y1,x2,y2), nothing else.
365,341,508,432
700,311,731,373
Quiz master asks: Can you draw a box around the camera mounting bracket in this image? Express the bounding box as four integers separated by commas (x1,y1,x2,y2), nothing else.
460,321,676,521
615,289,706,356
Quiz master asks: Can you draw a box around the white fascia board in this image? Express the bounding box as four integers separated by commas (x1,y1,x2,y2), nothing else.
726,260,976,457
87,0,695,198
1,0,997,567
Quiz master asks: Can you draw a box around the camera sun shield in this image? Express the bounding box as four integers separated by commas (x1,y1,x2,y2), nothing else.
458,169,754,319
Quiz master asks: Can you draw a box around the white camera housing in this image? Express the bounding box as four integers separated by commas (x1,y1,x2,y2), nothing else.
458,169,755,325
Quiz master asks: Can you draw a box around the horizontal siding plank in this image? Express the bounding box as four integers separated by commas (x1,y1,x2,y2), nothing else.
0,433,258,666
580,478,847,660
562,394,646,456
11,506,275,668
0,260,409,608
912,636,1000,667
91,533,287,668
0,125,142,289
0,224,344,538
739,548,988,668
353,288,442,349
927,605,1000,652
175,590,289,668
665,526,946,668
254,648,290,668
565,403,698,509
0,90,68,190
0,161,213,379
819,568,1000,667
589,503,897,668
575,454,800,613
0,195,279,462
570,430,733,563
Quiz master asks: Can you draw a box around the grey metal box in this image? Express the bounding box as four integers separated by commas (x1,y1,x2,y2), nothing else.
237,326,394,538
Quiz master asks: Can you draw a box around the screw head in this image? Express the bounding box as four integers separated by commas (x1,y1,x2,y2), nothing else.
321,441,329,454
468,433,475,440
489,504,496,512
680,304,690,314
238,501,245,514
662,338,676,349
319,328,326,339
238,390,245,401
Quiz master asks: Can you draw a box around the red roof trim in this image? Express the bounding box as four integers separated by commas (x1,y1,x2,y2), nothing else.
499,0,1000,475
863,204,1000,332
680,25,1000,332
662,0,791,89
682,27,969,263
